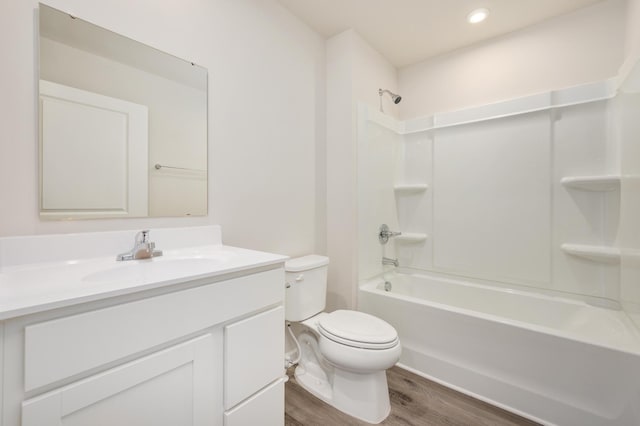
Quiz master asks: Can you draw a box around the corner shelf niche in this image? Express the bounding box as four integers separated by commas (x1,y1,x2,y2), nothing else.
395,233,428,243
561,243,620,264
560,175,620,191
394,184,428,194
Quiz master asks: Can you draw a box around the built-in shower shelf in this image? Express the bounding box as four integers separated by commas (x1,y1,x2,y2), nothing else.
560,175,620,191
395,233,428,243
394,184,428,194
561,243,620,264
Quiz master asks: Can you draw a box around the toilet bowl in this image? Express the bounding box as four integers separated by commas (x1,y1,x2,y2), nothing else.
285,255,401,424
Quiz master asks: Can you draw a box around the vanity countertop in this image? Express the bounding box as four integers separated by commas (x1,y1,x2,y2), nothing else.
0,227,288,320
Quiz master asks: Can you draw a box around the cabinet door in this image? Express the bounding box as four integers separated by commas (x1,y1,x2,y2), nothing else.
22,334,218,426
224,306,284,409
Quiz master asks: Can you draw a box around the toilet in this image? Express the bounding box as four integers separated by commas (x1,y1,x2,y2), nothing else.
285,255,401,424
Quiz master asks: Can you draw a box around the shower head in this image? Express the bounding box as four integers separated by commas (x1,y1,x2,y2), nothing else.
379,88,402,104
378,88,402,113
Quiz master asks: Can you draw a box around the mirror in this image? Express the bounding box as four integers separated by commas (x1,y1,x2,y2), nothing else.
38,4,207,219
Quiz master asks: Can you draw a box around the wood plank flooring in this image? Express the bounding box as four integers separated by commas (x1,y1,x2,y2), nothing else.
285,366,540,426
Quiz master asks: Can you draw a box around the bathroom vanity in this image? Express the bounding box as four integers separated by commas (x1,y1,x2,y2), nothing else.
0,226,287,426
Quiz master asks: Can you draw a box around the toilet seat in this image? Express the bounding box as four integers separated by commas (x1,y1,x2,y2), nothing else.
317,310,399,350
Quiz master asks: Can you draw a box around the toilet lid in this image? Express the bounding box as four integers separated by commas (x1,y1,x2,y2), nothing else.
318,310,399,349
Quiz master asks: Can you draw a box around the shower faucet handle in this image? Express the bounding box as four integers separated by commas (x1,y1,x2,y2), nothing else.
379,224,402,245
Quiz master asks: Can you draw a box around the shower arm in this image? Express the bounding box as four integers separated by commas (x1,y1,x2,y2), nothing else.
378,88,402,113
378,88,387,112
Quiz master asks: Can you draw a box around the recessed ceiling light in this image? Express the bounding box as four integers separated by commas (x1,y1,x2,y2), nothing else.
467,8,490,24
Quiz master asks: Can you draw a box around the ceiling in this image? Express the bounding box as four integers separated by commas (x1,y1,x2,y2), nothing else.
276,0,605,67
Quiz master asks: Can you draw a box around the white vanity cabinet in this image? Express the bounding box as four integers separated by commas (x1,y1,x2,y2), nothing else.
0,266,285,426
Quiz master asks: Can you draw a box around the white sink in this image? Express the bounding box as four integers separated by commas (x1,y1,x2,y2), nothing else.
83,251,236,284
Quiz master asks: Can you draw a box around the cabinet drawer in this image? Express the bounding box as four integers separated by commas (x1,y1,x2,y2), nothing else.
224,377,284,426
224,306,284,409
24,267,284,391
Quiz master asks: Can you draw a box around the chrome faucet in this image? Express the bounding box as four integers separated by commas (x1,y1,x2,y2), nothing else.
379,224,401,245
382,257,399,267
116,230,163,261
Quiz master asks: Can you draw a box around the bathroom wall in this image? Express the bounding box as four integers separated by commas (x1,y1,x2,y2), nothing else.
0,0,324,257
626,0,640,61
398,0,626,119
326,29,398,310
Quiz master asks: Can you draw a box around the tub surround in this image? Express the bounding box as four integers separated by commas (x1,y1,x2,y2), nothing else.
358,76,626,306
0,225,288,426
365,78,617,135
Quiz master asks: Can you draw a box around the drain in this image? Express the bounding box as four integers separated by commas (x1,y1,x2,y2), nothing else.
384,281,392,292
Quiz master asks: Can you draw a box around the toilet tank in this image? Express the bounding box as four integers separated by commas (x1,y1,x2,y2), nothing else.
285,255,330,321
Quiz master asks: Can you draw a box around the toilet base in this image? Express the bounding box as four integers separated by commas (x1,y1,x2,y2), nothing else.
289,313,398,424
294,363,391,424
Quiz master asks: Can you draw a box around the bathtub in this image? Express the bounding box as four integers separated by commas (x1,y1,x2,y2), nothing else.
358,271,640,426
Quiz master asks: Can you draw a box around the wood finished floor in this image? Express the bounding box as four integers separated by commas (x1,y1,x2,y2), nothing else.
285,366,540,426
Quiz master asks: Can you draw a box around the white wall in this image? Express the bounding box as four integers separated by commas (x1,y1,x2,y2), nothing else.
0,0,324,257
625,0,640,61
398,0,626,119
326,29,397,310
620,0,640,81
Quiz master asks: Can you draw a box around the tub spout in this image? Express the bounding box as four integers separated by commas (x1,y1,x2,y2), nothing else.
382,257,399,267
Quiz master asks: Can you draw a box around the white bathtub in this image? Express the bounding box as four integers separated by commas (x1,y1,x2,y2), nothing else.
358,271,640,426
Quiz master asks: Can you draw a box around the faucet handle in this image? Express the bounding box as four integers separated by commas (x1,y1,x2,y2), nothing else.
379,224,402,245
136,230,150,243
